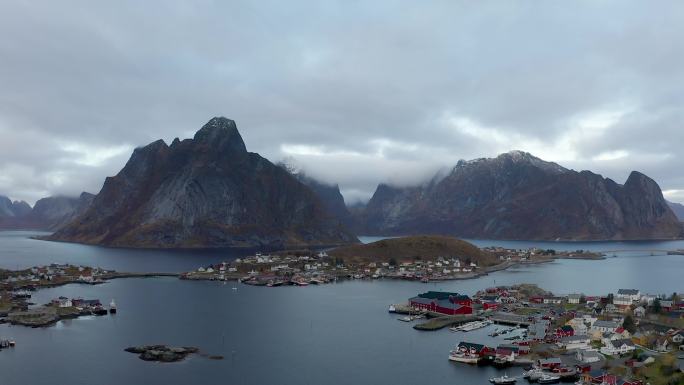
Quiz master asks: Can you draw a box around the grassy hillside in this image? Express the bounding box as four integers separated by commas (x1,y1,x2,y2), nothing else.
329,235,497,266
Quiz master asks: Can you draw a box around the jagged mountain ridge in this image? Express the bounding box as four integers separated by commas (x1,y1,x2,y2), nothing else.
358,151,682,240
276,163,355,229
0,193,94,230
0,196,31,218
49,117,358,248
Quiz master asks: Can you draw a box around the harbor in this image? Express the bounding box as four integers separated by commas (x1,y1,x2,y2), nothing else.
389,284,684,384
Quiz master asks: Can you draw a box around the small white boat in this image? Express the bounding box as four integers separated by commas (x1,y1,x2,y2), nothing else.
458,319,492,331
537,374,561,384
397,316,413,322
490,374,517,384
109,299,117,314
388,305,396,313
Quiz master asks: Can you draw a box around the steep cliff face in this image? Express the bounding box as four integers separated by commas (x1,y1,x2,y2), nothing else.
49,117,358,248
29,193,95,230
282,169,355,229
360,151,682,240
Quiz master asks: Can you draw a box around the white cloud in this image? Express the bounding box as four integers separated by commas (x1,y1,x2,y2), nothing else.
0,1,683,204
59,142,132,167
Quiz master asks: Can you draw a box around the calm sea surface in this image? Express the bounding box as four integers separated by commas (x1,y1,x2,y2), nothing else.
1,231,683,385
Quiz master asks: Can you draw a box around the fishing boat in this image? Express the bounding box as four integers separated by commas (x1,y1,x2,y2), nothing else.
109,299,117,314
448,346,480,364
537,374,561,384
522,368,542,379
489,374,517,384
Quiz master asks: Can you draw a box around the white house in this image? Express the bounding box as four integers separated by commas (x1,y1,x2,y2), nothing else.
576,350,601,363
600,338,635,356
568,294,582,304
614,289,640,307
58,298,72,307
557,335,591,350
591,320,620,334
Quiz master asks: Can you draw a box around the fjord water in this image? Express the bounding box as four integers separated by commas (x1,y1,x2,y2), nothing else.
1,231,683,385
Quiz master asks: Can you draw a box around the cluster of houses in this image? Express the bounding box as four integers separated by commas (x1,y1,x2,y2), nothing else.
0,264,109,289
183,252,487,284
481,246,600,262
182,253,336,285
404,284,683,380
379,257,480,281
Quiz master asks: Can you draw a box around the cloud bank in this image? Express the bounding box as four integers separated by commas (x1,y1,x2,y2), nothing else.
1,1,683,204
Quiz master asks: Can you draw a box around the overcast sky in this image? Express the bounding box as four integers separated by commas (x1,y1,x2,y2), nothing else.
1,1,683,205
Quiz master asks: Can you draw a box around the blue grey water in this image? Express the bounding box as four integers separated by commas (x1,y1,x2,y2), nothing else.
1,231,683,385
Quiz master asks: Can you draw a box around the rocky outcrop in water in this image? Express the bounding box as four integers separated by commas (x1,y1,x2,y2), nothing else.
357,151,683,240
124,345,200,362
49,117,358,248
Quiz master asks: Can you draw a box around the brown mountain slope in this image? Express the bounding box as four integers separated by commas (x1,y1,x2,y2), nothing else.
357,151,683,241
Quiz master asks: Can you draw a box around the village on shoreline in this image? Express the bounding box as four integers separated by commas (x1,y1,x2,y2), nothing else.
1,244,683,381
180,246,606,287
0,245,603,330
389,284,684,384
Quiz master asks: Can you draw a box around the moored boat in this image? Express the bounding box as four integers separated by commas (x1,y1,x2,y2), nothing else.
489,374,517,384
448,350,480,364
537,374,561,384
109,299,117,314
457,319,492,331
448,345,481,364
388,305,396,313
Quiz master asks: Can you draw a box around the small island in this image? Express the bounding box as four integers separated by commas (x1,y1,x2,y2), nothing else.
124,345,200,362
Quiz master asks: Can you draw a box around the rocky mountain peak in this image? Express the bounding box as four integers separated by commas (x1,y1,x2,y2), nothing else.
49,117,357,248
193,117,246,154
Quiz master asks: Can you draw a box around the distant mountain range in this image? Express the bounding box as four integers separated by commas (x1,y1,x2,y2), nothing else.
668,201,684,222
353,151,683,241
47,117,357,248
0,193,94,230
2,119,682,246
